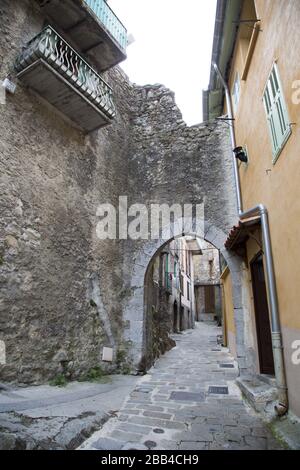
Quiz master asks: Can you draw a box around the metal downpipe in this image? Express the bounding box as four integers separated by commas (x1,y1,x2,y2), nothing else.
213,63,288,415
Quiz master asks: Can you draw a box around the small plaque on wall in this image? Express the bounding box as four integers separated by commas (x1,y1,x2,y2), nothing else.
102,347,113,362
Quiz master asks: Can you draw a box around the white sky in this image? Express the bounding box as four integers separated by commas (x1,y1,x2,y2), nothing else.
108,0,217,125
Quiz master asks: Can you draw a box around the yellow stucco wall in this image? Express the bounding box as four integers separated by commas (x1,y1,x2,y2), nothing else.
221,267,237,358
228,0,300,331
226,0,300,416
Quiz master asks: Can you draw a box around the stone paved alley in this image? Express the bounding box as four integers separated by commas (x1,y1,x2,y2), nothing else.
80,323,283,450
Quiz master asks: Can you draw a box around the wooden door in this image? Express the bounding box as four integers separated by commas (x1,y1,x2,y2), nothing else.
205,285,215,313
251,255,275,375
180,306,184,331
173,302,178,333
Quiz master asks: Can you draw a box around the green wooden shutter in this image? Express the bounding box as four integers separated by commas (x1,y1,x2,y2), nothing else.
263,64,291,162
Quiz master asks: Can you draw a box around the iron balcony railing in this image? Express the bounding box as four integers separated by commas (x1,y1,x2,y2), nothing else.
84,0,127,51
15,26,115,120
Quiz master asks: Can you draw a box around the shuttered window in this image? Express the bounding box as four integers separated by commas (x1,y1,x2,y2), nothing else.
263,64,291,162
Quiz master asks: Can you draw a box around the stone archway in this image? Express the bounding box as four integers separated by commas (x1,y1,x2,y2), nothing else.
117,85,249,375
122,218,247,375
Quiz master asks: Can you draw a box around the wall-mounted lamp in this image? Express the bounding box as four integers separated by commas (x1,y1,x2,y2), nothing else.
233,146,248,163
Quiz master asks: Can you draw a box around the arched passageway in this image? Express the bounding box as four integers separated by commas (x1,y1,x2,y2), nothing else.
141,230,238,370
122,219,248,375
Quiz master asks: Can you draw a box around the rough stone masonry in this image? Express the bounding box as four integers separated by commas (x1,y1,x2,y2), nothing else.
0,0,244,385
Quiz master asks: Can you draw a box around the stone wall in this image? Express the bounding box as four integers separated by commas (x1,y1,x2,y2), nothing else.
193,241,220,284
0,0,134,383
0,0,242,384
193,240,221,322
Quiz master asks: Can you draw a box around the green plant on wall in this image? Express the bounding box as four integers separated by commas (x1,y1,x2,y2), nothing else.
0,249,4,266
79,366,111,383
49,373,68,387
116,349,131,375
116,349,126,365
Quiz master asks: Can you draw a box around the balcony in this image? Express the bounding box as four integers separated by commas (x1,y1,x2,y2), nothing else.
15,26,116,132
35,0,127,72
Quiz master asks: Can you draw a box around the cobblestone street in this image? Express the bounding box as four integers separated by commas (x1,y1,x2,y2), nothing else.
81,322,283,450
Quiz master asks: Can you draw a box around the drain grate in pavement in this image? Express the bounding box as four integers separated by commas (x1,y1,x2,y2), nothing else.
208,386,229,395
144,440,157,449
219,363,235,368
169,391,205,402
153,428,165,434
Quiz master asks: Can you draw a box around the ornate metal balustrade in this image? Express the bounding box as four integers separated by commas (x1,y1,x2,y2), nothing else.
84,0,127,51
15,26,116,131
35,0,127,72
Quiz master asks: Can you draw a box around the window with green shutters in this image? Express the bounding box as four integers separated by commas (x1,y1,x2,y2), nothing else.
263,63,291,163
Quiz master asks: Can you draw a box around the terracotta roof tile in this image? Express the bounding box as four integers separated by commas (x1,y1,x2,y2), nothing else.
225,216,261,250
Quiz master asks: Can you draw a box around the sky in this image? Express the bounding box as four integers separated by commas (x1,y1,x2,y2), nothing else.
108,0,217,125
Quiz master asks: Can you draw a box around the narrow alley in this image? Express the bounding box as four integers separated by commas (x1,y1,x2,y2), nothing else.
80,322,283,451
1,0,300,457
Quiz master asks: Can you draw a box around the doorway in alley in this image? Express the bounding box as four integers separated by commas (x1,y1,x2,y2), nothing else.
205,285,215,314
179,306,184,332
251,254,275,375
173,301,178,332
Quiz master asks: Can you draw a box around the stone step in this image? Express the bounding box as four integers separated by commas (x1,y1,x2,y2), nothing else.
237,376,278,412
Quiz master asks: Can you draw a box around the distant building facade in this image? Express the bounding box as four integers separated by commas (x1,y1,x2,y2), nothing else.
193,240,221,324
142,237,197,369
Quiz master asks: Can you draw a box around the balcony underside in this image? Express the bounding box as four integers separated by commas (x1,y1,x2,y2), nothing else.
17,60,112,132
37,0,126,72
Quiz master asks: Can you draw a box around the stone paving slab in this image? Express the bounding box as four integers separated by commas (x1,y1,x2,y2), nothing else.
80,322,285,451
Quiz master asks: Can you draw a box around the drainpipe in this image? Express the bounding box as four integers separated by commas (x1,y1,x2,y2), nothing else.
213,63,288,416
